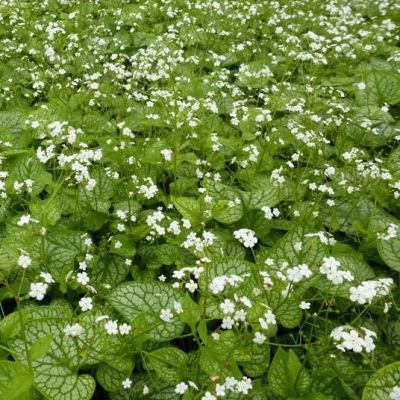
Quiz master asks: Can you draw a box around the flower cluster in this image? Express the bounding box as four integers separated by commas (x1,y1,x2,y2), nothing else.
330,326,376,353
349,278,394,304
319,257,354,285
233,229,258,248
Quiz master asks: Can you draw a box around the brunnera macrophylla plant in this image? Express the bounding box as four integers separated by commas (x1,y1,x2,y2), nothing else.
1,0,400,399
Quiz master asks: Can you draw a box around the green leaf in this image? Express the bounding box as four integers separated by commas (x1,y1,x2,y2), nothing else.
272,294,303,329
97,363,131,393
377,236,400,272
360,69,400,105
137,244,186,270
268,348,310,398
144,347,189,384
110,234,136,258
199,331,248,379
0,306,95,400
79,167,115,213
261,224,326,268
9,155,53,196
211,199,243,224
0,111,25,135
240,341,270,377
179,293,201,330
44,229,86,282
30,199,62,226
171,196,203,226
363,361,400,400
108,282,185,341
0,360,33,400
90,253,130,288
198,257,253,292
32,334,96,400
29,334,54,361
239,186,281,210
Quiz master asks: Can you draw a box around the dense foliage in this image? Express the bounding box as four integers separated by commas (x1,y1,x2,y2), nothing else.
1,0,400,399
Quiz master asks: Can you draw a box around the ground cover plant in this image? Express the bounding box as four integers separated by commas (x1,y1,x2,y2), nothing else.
1,0,400,399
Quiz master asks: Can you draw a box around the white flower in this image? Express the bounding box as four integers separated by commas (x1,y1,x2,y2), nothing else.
390,386,400,400
64,323,84,337
29,282,48,300
175,382,188,394
253,332,267,345
320,257,354,285
236,377,253,394
18,254,32,269
349,278,393,304
185,280,198,293
202,392,216,400
221,316,235,330
355,82,366,90
286,264,312,283
86,178,97,191
299,301,311,310
210,276,226,294
174,301,183,314
261,206,280,220
105,320,119,335
122,378,132,389
40,272,54,284
259,309,276,330
160,308,173,322
233,228,258,248
77,271,90,286
215,384,226,396
138,183,158,199
330,326,376,353
79,297,93,311
17,214,31,226
220,299,235,314
119,323,131,335
161,148,173,161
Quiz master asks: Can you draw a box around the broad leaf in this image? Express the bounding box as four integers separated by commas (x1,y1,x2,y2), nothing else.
108,282,185,341
363,362,400,400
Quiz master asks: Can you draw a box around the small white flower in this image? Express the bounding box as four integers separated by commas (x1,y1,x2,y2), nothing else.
253,332,267,345
390,386,400,400
64,323,84,337
77,271,90,286
105,320,119,335
174,301,183,314
220,299,235,314
233,228,258,248
355,82,366,90
119,323,131,335
202,392,217,400
299,301,311,310
79,297,93,312
29,282,48,301
18,254,32,269
40,272,54,284
161,148,173,161
17,214,31,226
175,382,188,395
122,378,132,389
221,316,235,329
160,308,173,322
